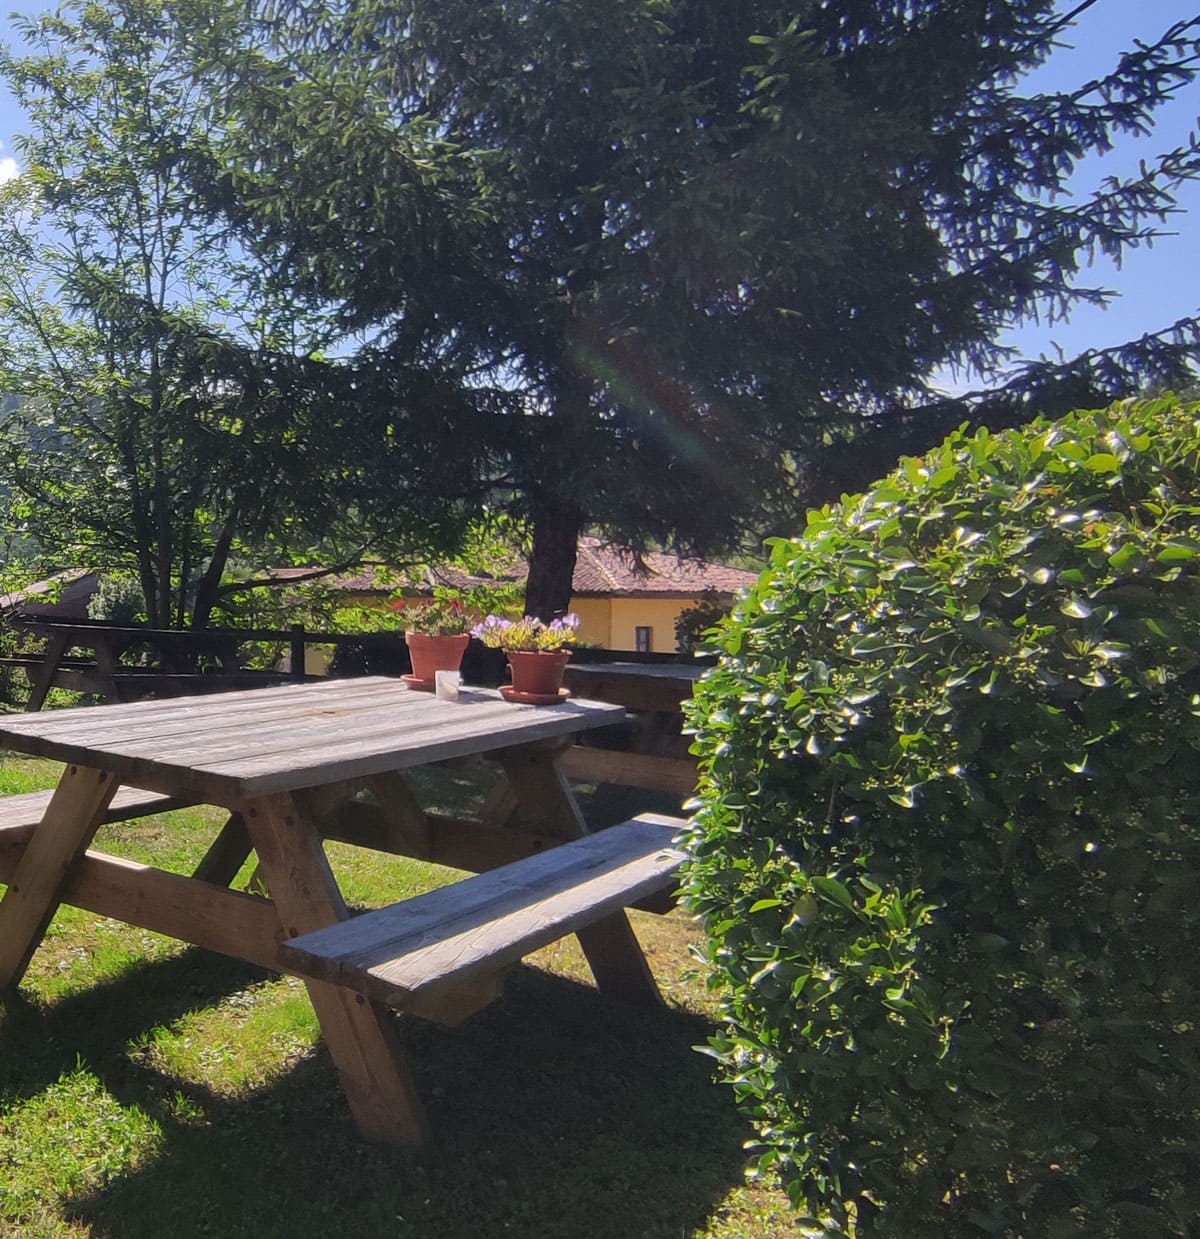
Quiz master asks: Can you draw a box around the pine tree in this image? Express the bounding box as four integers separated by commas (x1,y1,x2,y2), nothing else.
198,0,1200,613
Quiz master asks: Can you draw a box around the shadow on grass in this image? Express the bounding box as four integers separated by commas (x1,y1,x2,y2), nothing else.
7,954,751,1239
0,949,272,1106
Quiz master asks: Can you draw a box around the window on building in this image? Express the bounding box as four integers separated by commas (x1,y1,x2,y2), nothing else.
634,626,652,653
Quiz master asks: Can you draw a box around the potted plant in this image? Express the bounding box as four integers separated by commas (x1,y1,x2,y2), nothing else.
471,613,579,702
392,594,475,690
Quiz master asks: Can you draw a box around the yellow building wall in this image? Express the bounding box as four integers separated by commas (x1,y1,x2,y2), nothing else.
296,589,697,660
569,597,613,649
604,597,686,654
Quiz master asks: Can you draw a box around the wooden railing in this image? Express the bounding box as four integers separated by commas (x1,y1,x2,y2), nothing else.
3,617,407,710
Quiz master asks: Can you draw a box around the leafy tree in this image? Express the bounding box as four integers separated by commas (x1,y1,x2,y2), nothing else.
674,589,730,656
0,0,481,627
189,0,1200,615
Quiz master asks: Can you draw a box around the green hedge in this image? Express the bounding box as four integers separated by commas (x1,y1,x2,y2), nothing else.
682,397,1200,1236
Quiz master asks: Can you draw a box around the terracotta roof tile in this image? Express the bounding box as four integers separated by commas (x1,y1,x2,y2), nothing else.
568,538,757,596
266,541,756,598
273,539,757,598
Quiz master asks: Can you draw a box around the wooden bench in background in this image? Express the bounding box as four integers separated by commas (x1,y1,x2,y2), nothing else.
561,662,704,798
278,813,687,1011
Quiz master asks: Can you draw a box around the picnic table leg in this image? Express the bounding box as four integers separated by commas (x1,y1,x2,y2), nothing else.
191,812,253,887
0,765,119,988
241,791,429,1148
493,745,665,1008
492,742,589,838
24,632,69,712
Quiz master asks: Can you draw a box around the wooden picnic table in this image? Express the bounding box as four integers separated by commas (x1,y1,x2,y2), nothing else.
561,661,706,797
562,661,705,714
0,677,685,1147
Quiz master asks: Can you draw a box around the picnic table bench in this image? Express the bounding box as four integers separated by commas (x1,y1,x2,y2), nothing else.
0,678,687,1147
280,813,685,1008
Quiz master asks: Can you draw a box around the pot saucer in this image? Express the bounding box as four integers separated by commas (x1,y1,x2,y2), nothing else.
401,674,436,692
499,685,570,706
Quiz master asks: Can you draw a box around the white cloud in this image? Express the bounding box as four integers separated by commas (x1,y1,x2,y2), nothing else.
0,157,18,183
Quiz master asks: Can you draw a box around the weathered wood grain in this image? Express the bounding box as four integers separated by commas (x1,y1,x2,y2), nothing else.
244,790,429,1148
0,680,624,804
0,765,118,988
0,784,187,838
0,841,282,968
277,815,686,1010
560,745,698,797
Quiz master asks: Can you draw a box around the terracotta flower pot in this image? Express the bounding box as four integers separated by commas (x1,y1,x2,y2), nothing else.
503,649,572,703
404,632,470,690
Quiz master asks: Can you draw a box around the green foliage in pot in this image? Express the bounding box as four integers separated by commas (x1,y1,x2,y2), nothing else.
681,396,1200,1236
390,591,475,635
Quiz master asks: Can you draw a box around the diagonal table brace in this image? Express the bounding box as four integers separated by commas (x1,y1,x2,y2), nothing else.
0,764,119,989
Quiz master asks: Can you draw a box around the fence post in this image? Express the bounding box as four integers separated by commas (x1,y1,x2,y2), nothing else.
290,625,306,681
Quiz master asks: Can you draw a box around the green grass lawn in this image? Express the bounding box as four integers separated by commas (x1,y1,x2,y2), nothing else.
0,754,794,1238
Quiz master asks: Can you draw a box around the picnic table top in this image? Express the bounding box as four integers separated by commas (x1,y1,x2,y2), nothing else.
0,676,624,803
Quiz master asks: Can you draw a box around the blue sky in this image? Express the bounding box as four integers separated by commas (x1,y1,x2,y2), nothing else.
0,0,1196,385
986,0,1200,377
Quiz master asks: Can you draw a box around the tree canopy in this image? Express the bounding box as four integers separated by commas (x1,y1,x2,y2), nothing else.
0,1,1196,620
188,0,1200,614
0,0,494,625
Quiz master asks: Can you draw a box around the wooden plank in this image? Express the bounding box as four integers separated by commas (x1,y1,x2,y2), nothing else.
560,745,698,797
0,679,593,767
405,972,504,1026
321,800,563,872
25,631,69,712
277,816,686,1009
0,832,496,1030
563,662,703,713
360,771,430,857
29,668,117,697
0,785,186,836
0,681,624,804
493,744,590,839
424,814,565,873
0,838,283,968
492,746,673,1001
108,672,299,699
0,765,118,987
243,790,429,1148
190,813,253,886
0,675,408,742
575,913,664,1007
190,698,622,799
0,656,98,669
17,618,384,648
475,771,519,833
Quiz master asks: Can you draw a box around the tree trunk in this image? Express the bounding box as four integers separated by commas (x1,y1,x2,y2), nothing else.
523,494,581,620
191,513,239,631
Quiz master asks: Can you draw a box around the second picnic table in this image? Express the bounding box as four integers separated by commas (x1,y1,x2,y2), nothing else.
0,677,686,1147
